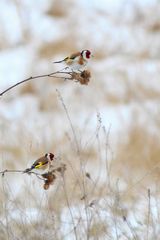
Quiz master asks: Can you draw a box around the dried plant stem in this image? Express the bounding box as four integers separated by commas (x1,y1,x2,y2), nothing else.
146,189,151,240
0,69,71,97
2,178,10,239
103,125,112,191
62,175,78,240
121,161,160,197
0,169,42,178
123,216,138,240
56,89,91,237
0,169,24,174
56,89,80,153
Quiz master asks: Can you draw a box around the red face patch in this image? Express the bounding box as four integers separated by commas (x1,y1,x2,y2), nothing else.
86,50,91,59
49,153,54,160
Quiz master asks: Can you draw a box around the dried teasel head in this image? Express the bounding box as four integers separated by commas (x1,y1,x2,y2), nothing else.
70,70,91,85
42,163,66,190
42,172,56,190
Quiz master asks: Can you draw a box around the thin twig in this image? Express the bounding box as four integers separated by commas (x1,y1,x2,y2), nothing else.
103,125,112,192
56,89,91,237
146,189,151,240
123,216,138,240
119,160,160,198
0,69,72,97
62,175,78,240
56,89,80,153
0,169,42,178
0,169,24,175
2,177,10,239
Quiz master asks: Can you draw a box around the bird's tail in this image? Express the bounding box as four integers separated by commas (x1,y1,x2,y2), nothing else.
53,60,64,64
23,166,34,173
53,57,68,64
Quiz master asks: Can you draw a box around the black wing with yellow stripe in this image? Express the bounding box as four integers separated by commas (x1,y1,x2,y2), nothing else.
31,159,48,169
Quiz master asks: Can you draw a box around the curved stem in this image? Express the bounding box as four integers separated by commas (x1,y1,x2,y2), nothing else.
0,70,71,97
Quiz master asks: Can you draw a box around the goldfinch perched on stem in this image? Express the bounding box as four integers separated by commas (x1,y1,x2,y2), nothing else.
53,50,92,71
24,153,54,173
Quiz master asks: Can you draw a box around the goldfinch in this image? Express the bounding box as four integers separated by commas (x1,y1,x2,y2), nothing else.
24,153,54,173
53,50,92,71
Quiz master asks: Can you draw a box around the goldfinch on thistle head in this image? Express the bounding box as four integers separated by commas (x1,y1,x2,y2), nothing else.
53,50,92,71
24,153,54,173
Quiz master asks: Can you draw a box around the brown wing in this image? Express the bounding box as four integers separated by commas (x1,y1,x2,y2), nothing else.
53,52,80,64
69,52,81,59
